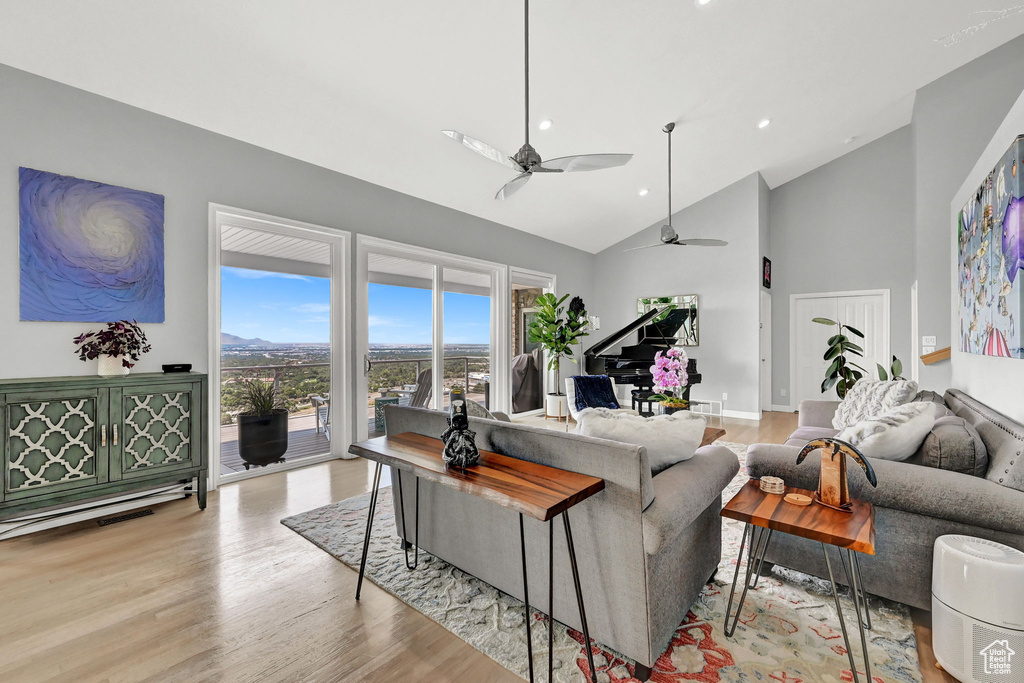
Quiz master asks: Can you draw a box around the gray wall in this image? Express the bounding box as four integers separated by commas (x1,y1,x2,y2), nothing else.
913,33,1024,390
591,173,764,417
0,65,595,424
769,126,914,405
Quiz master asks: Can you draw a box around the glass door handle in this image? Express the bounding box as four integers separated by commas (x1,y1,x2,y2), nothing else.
364,355,372,376
113,424,118,446
101,425,107,447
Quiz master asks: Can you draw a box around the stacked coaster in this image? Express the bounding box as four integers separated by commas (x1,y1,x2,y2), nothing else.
759,476,785,495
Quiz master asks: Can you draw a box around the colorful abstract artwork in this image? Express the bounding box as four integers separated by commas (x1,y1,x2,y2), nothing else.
19,167,165,322
958,136,1024,358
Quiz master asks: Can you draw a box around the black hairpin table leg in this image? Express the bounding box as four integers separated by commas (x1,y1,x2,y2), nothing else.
564,511,597,683
355,461,383,600
723,523,773,638
548,518,554,683
395,469,419,570
520,514,535,683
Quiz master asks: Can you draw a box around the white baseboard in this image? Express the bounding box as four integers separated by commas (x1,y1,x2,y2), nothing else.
771,404,796,412
0,481,195,540
722,409,762,421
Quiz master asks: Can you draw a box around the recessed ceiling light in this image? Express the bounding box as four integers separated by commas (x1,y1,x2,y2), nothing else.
638,188,649,196
757,118,771,129
844,136,858,145
539,119,553,131
696,0,713,5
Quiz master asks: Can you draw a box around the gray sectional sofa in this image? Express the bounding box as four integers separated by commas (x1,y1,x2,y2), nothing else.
747,389,1024,610
384,405,739,676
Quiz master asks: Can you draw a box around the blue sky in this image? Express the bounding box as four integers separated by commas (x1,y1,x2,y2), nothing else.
221,267,490,344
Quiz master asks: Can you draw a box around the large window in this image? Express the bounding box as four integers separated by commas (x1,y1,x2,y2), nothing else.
357,238,504,439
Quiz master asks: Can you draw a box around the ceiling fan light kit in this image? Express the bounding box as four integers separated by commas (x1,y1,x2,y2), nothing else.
625,122,729,251
442,0,632,200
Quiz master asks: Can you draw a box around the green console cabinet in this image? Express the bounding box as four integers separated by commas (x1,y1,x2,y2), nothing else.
0,373,208,534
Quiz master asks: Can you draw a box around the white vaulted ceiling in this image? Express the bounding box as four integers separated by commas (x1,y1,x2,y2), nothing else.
1,1,1023,252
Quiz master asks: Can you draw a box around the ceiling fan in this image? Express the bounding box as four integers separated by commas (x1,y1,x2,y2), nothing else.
626,122,729,250
442,0,632,200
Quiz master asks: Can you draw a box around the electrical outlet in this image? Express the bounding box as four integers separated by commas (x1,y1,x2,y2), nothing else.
922,346,935,355
722,392,728,401
780,388,787,397
922,335,936,346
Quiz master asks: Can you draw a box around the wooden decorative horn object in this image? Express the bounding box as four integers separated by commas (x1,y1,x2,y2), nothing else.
795,438,878,513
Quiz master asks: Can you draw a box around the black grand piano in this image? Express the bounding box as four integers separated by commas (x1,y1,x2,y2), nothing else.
585,307,701,414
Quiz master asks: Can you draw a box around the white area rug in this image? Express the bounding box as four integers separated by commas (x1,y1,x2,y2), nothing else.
282,443,922,682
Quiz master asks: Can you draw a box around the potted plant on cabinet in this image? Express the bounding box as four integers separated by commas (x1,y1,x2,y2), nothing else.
648,347,690,414
237,379,289,469
73,320,152,376
527,293,589,420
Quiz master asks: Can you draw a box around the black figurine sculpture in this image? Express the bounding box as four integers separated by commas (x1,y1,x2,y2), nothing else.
440,386,479,468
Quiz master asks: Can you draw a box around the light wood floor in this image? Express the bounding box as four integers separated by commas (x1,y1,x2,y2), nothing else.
0,411,952,682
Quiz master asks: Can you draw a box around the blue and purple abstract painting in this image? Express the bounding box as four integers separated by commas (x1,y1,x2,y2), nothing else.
19,167,165,322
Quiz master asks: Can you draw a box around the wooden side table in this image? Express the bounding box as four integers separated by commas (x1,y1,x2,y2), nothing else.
349,432,606,683
720,479,876,683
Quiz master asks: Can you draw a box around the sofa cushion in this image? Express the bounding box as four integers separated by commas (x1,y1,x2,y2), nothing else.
832,379,919,429
835,402,937,461
945,389,1024,492
914,389,949,411
916,415,989,476
576,408,706,475
785,425,839,448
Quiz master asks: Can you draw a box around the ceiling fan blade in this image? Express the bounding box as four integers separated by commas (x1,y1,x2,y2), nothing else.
442,130,524,172
675,238,730,247
495,172,532,200
537,153,633,173
623,243,667,251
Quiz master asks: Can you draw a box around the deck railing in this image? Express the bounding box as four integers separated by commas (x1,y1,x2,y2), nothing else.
369,356,490,408
221,356,491,416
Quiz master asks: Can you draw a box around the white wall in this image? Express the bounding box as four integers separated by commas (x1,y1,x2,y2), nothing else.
950,87,1024,423
0,65,595,426
591,173,764,418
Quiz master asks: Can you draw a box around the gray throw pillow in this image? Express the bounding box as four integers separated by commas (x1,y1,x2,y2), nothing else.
915,415,989,476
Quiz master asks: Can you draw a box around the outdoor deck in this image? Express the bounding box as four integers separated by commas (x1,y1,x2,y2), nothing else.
220,413,331,475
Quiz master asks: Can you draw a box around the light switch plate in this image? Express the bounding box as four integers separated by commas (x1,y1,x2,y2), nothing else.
922,346,935,355
780,388,787,397
922,336,936,346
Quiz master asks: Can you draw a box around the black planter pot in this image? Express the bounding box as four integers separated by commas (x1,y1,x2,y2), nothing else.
661,404,689,416
237,410,289,468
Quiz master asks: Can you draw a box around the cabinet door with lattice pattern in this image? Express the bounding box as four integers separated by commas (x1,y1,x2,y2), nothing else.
117,384,201,478
4,389,109,499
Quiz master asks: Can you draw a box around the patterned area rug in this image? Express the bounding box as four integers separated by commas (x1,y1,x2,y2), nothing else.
281,443,922,682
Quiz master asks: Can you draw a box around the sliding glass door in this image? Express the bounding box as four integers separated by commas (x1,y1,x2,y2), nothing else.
357,238,505,440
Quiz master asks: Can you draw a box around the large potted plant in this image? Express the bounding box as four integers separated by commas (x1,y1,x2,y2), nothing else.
527,293,589,419
237,379,289,469
813,317,905,398
73,320,152,376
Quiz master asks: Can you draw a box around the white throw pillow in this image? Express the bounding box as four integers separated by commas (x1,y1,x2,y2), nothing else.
575,407,706,475
835,402,938,461
832,379,919,429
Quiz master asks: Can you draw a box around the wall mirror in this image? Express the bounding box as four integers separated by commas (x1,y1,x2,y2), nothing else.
636,295,699,346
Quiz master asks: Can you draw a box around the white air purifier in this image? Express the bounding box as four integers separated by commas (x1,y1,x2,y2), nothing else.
932,535,1024,682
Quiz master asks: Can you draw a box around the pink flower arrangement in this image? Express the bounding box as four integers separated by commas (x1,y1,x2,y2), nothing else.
650,347,689,398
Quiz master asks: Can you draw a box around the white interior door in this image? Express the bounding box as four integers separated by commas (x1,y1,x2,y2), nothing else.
792,291,889,406
838,295,889,381
794,297,839,406
759,291,772,412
